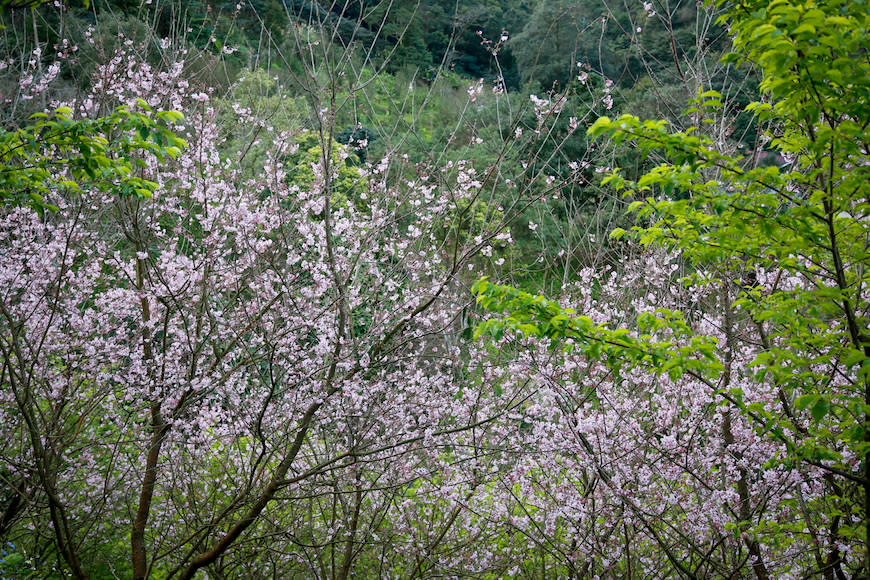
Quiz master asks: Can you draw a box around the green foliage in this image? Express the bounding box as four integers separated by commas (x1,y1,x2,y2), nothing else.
260,0,289,38
509,0,712,91
511,0,600,89
282,130,369,211
472,277,721,381
0,543,36,579
588,0,870,467
216,69,307,177
0,101,185,214
336,125,376,163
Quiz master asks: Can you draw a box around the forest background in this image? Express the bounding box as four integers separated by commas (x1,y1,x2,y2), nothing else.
0,0,867,578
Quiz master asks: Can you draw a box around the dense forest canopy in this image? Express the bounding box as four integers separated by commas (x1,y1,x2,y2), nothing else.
0,0,867,578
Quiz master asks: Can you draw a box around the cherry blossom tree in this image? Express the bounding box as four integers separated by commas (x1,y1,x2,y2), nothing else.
0,22,549,578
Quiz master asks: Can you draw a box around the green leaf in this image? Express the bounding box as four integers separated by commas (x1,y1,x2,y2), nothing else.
844,349,866,368
587,116,613,137
810,398,830,422
609,228,626,240
794,394,819,411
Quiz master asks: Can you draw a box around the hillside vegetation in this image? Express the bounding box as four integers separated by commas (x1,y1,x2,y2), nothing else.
0,0,867,578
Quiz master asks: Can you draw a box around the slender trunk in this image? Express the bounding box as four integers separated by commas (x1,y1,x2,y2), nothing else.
0,317,87,579
36,434,87,579
176,396,326,580
822,191,870,575
335,487,363,580
130,251,166,580
131,409,169,579
756,315,848,579
721,285,770,580
0,476,29,538
865,433,869,579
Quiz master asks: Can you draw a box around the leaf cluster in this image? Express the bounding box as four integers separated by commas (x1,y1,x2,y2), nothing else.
472,277,721,381
0,100,185,214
